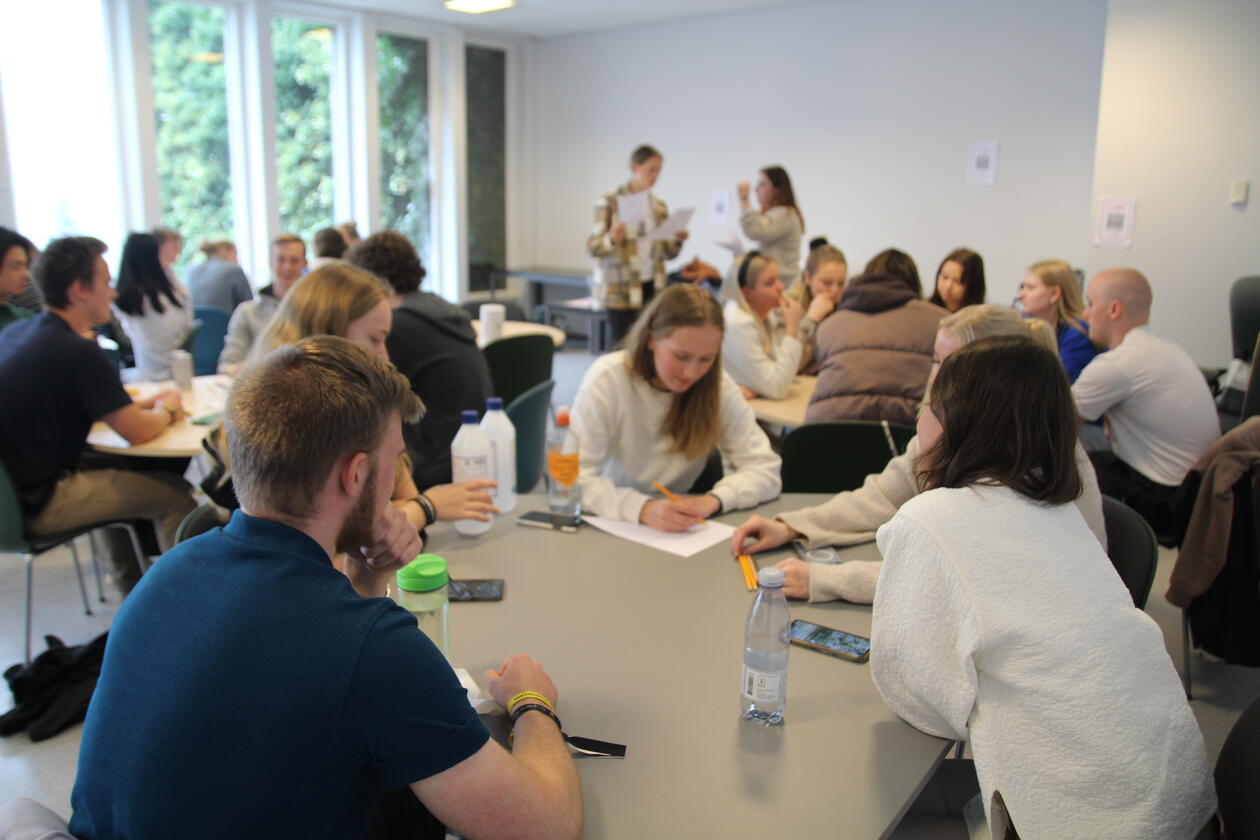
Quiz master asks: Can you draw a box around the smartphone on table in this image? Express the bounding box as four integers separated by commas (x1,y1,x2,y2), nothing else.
448,579,505,602
789,619,870,663
516,511,584,533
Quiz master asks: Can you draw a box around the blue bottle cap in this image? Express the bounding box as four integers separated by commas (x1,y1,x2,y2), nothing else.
461,410,479,423
486,397,503,411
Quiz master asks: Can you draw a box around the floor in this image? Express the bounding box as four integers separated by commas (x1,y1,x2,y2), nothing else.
2,344,1257,824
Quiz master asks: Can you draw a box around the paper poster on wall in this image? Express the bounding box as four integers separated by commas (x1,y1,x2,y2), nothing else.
1095,195,1136,247
709,189,731,226
966,140,999,185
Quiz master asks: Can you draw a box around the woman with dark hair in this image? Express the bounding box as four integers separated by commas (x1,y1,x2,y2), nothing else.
570,284,780,532
587,144,690,346
737,165,803,286
927,247,985,313
113,232,193,380
871,335,1216,839
806,248,947,424
0,226,36,330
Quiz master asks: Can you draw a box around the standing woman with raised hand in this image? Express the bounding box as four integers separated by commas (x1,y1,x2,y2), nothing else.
927,247,985,313
1018,258,1097,382
587,144,689,347
570,284,781,532
113,232,193,381
737,166,804,287
785,239,847,373
719,252,804,400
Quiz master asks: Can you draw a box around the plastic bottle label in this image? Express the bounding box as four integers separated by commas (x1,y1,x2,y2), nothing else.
548,451,579,487
741,666,784,702
453,454,489,481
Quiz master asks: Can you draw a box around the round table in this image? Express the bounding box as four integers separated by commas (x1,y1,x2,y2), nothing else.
87,375,231,458
472,319,566,348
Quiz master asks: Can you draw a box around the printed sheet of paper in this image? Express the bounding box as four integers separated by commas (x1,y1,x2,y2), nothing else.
966,140,999,185
1095,195,1136,247
584,514,735,558
648,207,694,242
616,190,650,229
709,189,731,226
714,230,744,255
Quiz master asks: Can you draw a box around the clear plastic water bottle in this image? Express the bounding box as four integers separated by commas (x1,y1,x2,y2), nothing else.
546,406,581,518
742,566,790,725
451,410,492,536
391,554,450,659
479,397,517,514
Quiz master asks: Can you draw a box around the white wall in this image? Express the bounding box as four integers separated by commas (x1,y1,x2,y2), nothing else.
1087,0,1260,365
531,0,1106,309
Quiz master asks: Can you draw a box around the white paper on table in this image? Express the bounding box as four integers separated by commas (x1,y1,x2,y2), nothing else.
647,207,694,242
966,139,999,185
584,514,735,558
1094,195,1136,248
714,230,744,255
454,666,498,715
616,190,650,230
709,189,731,226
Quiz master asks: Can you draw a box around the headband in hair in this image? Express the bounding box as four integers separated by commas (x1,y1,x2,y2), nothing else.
737,250,763,288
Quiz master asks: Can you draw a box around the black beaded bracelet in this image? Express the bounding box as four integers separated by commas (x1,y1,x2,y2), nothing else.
510,702,563,732
411,494,437,527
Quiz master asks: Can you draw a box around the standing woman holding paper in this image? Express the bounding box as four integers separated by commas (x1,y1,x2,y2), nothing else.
587,144,690,347
737,166,804,287
570,284,781,532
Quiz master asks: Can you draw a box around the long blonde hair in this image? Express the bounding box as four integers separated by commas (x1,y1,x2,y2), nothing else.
786,242,846,310
624,284,725,459
254,264,389,359
1027,259,1087,334
939,303,1058,357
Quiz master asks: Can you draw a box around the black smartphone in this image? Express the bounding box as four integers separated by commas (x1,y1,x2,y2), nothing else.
789,619,870,663
516,511,584,533
448,579,505,602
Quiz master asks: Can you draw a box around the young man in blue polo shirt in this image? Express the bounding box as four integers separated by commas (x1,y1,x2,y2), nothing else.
69,336,582,840
0,236,196,591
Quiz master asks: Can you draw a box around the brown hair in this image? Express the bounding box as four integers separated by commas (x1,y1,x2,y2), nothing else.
928,248,986,310
917,335,1081,505
862,248,921,295
198,239,235,260
313,227,348,259
760,165,803,229
346,230,426,294
624,284,725,459
1027,259,1087,334
33,236,107,310
272,233,306,256
630,144,661,166
253,264,389,360
227,335,423,518
789,240,847,310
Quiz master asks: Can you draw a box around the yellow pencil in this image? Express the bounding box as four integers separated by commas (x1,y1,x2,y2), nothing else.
737,554,758,591
652,481,705,525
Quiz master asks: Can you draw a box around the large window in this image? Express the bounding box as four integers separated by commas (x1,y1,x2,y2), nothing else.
148,0,232,275
377,33,431,271
271,17,335,246
465,44,506,293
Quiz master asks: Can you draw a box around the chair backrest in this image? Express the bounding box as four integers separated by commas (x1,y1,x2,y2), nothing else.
1240,333,1260,423
191,307,231,376
0,458,31,554
506,379,555,494
781,421,914,494
175,503,224,544
1229,275,1260,363
483,333,554,408
1216,693,1260,839
1101,495,1158,609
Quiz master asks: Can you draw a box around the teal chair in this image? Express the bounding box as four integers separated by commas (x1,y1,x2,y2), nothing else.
191,307,230,376
506,379,555,494
0,459,144,663
781,420,916,494
483,334,554,408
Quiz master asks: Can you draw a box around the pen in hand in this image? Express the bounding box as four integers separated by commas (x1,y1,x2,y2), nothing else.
652,481,705,525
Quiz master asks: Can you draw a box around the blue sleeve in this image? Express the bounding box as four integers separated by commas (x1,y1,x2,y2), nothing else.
1058,322,1098,384
340,604,490,789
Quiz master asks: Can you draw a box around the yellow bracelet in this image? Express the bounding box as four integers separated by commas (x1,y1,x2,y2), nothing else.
507,691,554,715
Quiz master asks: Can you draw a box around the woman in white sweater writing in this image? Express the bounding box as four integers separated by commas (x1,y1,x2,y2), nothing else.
872,334,1215,839
720,252,805,400
730,304,1106,602
570,284,781,532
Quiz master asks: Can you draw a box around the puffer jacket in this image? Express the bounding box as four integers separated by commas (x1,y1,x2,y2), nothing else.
806,273,946,425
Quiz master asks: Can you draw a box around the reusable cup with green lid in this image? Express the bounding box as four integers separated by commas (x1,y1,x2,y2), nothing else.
392,554,450,658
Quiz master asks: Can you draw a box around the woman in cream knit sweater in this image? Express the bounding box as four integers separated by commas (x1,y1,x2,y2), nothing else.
730,304,1106,603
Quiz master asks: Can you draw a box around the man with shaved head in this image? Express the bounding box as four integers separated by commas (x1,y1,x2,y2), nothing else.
1072,268,1218,541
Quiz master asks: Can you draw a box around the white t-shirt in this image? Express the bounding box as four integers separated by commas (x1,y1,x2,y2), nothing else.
114,280,194,381
1072,326,1219,486
872,484,1216,839
569,351,782,523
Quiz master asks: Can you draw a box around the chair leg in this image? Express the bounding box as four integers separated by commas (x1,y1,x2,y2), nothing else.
1182,609,1193,701
88,531,106,602
952,740,965,759
24,553,33,665
69,539,92,617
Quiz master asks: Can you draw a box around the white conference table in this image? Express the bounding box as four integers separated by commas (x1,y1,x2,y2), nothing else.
747,375,817,428
87,375,230,458
424,493,950,839
472,319,567,348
